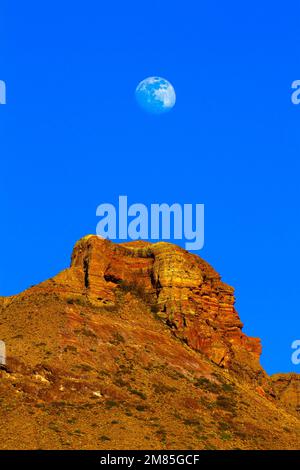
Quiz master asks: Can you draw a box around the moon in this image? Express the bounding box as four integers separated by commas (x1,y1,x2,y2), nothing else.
135,76,176,114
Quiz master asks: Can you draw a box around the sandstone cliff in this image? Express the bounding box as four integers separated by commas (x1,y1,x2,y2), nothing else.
0,236,299,450
70,237,262,377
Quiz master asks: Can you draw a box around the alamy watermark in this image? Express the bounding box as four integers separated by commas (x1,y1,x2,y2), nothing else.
291,80,300,104
291,340,300,365
96,196,204,251
0,340,6,367
0,80,6,105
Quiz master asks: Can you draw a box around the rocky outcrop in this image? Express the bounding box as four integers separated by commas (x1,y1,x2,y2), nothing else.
68,236,262,377
271,373,300,414
0,235,299,450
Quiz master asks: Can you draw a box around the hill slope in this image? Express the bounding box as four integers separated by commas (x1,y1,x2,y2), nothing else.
0,236,299,449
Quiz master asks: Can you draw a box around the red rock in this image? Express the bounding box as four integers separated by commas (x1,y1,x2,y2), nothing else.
67,236,262,376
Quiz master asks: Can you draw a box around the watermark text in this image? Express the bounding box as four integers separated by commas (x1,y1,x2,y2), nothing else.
0,80,6,105
96,196,204,251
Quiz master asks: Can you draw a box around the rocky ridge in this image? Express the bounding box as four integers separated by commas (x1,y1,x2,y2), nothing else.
0,235,299,449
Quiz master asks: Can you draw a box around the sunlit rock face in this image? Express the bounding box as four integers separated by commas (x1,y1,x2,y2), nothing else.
70,236,262,376
0,236,299,450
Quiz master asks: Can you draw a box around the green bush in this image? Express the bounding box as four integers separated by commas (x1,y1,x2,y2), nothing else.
194,377,221,394
128,387,147,400
215,394,236,413
105,400,118,409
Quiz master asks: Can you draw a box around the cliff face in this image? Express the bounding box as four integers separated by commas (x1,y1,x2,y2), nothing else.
70,236,262,377
0,236,299,450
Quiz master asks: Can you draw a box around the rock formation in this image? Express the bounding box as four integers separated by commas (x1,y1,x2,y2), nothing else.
0,235,299,450
70,236,262,376
271,373,300,413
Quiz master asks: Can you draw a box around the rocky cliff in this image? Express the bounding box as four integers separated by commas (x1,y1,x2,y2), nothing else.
70,236,262,377
0,236,299,450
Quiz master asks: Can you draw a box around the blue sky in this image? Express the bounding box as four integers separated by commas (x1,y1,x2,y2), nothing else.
1,1,299,374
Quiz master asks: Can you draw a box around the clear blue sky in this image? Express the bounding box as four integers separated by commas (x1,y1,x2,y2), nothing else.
1,1,299,374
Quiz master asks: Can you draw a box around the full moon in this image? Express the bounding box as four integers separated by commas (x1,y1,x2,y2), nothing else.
135,76,176,114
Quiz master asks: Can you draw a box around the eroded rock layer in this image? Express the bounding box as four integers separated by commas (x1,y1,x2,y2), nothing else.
0,236,299,450
69,236,262,376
